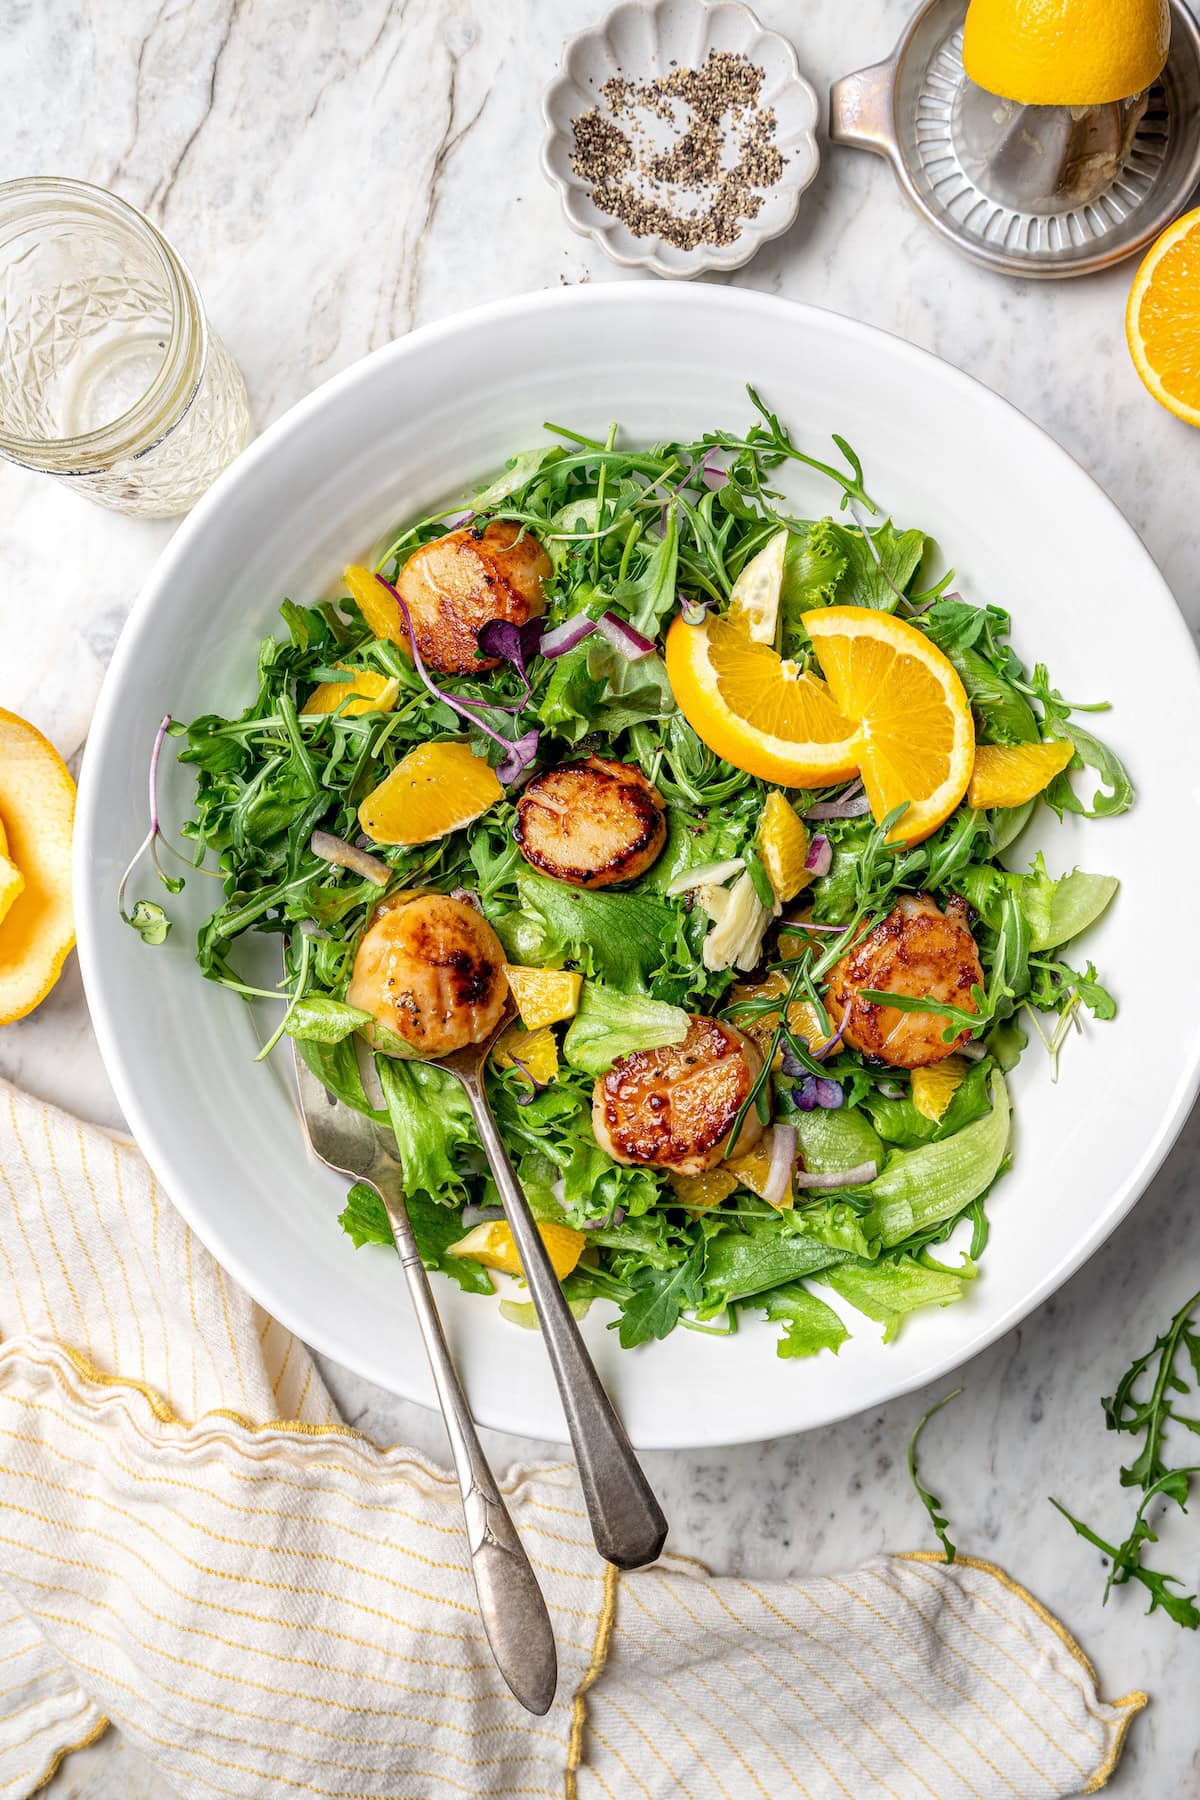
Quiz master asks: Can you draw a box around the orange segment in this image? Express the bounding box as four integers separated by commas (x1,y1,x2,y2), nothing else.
726,528,789,644
344,564,408,645
358,741,502,845
447,1218,586,1282
1127,207,1200,428
757,791,811,903
968,740,1074,810
0,711,75,1024
727,1131,794,1210
912,1056,969,1124
664,614,859,787
491,1021,559,1086
502,964,582,1029
668,1167,739,1211
731,971,834,1068
802,607,975,846
302,665,400,718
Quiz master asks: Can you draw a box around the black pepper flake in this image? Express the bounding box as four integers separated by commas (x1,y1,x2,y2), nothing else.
570,49,786,251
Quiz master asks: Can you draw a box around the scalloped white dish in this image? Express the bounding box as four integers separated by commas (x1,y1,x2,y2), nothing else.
76,285,1200,1449
541,0,820,277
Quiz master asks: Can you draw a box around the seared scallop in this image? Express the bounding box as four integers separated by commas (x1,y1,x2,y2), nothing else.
592,1015,765,1174
826,892,983,1070
396,519,550,675
347,892,508,1058
514,757,667,889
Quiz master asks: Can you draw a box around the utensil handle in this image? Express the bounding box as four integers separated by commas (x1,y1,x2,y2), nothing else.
373,1173,558,1714
462,1086,668,1571
829,58,898,158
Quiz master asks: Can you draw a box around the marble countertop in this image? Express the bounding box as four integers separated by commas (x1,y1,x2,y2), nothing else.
4,2,1200,1793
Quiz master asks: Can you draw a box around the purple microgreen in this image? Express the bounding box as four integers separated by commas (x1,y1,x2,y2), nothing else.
374,573,537,783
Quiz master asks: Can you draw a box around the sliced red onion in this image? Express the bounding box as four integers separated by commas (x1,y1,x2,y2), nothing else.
791,1075,845,1112
876,1080,905,1100
777,918,847,934
761,1124,797,1208
374,573,539,782
310,830,390,886
793,1161,878,1190
538,612,598,658
445,510,476,530
805,781,871,821
597,610,655,660
805,834,833,878
450,886,483,913
958,1038,988,1062
460,1203,505,1228
580,1206,627,1231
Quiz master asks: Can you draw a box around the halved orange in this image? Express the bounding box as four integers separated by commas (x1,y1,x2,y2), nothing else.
1127,207,1200,428
803,607,975,846
968,740,1074,810
0,712,75,1024
358,740,502,845
664,614,859,787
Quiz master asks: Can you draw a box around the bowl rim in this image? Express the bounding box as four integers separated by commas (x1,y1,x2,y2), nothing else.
539,0,822,278
75,281,1200,1446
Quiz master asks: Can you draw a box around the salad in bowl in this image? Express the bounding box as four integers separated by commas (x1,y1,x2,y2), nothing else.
123,393,1129,1362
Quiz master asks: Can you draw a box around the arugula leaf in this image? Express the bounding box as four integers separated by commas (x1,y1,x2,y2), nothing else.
616,1243,704,1348
765,1284,849,1360
616,503,679,636
907,1388,963,1562
1046,721,1134,819
562,981,689,1075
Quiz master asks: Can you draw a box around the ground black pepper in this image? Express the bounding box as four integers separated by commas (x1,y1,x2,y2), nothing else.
571,49,785,251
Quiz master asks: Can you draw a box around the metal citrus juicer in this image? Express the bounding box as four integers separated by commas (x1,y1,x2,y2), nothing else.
830,0,1200,277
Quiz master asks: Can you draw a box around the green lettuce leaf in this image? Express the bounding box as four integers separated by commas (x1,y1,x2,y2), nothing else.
336,1182,494,1295
823,1253,975,1343
510,868,674,991
764,1283,849,1360
375,1055,476,1202
285,994,372,1045
563,981,690,1075
860,1074,1011,1247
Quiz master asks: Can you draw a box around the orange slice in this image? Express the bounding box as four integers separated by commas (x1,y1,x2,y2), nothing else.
447,1219,586,1282
491,1021,559,1086
358,741,502,845
968,741,1074,810
803,607,975,846
1127,207,1200,428
0,711,76,1024
757,791,811,903
664,614,859,787
343,564,408,644
503,964,582,1029
912,1056,969,1124
302,665,400,718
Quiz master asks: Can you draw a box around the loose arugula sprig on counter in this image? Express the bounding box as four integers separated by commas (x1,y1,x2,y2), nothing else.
130,393,1133,1358
1052,1288,1200,1630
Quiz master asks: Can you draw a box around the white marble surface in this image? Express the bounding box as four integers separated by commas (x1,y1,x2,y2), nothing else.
3,2,1200,1794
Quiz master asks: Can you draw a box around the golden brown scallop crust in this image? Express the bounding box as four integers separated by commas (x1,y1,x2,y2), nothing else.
347,892,509,1058
592,1015,765,1174
395,519,550,675
826,892,983,1070
514,757,667,890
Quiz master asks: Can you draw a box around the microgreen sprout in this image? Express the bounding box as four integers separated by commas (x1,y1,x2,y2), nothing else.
117,713,185,944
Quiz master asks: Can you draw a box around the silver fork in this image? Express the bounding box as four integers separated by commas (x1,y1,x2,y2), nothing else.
292,1044,557,1715
427,1000,668,1572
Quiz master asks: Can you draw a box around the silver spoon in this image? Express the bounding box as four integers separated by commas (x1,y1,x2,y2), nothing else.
430,999,668,1571
292,1043,558,1714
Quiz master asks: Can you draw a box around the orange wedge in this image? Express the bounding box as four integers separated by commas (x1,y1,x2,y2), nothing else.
1127,207,1200,428
447,1219,586,1282
757,791,811,903
358,741,502,845
668,1167,739,1211
968,740,1074,810
803,608,975,846
503,964,582,1029
491,1021,560,1086
664,614,859,787
302,665,399,718
912,1056,969,1124
343,564,408,644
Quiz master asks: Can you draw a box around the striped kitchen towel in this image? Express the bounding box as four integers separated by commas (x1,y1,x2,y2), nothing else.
0,1078,1144,1798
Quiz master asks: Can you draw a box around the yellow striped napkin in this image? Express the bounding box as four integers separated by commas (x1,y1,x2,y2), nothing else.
0,1078,1144,1799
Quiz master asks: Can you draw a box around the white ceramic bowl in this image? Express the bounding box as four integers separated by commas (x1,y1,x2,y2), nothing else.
76,284,1200,1449
541,0,820,277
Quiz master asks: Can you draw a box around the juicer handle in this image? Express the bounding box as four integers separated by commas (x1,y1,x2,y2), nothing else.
829,58,900,161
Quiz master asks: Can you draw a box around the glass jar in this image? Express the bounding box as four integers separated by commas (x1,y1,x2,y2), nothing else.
0,177,250,518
